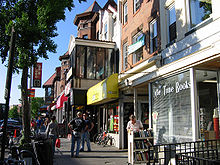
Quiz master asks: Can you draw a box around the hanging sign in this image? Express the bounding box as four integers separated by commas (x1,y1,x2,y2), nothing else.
28,89,35,97
33,63,42,88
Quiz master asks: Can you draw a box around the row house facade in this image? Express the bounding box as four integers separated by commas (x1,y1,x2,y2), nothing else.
44,0,220,150
119,0,220,148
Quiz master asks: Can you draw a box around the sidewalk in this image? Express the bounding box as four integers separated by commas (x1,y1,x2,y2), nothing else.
53,138,128,165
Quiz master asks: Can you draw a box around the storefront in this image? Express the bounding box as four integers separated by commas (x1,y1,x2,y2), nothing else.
150,69,220,145
87,73,120,147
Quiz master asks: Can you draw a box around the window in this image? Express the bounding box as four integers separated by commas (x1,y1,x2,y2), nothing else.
123,42,128,70
83,34,88,39
189,0,212,27
123,2,128,24
96,31,99,40
132,32,143,64
104,23,107,40
134,0,141,13
167,5,176,43
150,19,158,53
83,23,88,28
76,45,115,80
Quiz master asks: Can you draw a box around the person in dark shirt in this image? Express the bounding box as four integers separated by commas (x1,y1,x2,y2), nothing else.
68,112,87,158
80,113,94,152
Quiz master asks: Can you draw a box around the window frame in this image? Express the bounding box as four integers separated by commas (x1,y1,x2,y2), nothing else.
167,4,177,43
187,0,212,29
150,19,158,54
132,31,143,64
123,42,128,70
134,0,141,13
104,23,108,40
123,1,128,24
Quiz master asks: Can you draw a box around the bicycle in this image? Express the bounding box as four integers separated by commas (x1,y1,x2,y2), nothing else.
102,134,115,147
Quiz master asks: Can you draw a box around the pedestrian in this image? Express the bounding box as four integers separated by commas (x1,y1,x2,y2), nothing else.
36,116,43,133
46,116,59,156
68,112,87,158
126,114,143,133
80,113,94,152
30,118,36,132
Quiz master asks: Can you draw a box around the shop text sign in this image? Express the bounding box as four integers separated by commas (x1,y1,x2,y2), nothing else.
154,80,191,98
33,63,42,88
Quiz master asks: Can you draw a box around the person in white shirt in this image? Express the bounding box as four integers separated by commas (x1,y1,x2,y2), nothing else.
126,114,143,132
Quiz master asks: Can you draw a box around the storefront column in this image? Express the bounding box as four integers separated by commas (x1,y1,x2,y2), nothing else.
148,83,152,129
190,68,199,141
119,98,124,149
134,88,138,117
217,71,220,125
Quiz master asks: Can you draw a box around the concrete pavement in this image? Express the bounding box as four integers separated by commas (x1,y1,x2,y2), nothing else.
53,137,128,165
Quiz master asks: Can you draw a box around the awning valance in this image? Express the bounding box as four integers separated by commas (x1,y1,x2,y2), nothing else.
87,73,119,105
128,34,145,55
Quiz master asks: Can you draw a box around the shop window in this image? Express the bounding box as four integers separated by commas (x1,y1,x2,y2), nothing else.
134,0,141,13
167,4,176,43
132,32,143,64
123,42,128,70
196,70,218,140
189,0,212,28
150,19,158,54
107,104,119,133
123,2,128,24
151,71,192,144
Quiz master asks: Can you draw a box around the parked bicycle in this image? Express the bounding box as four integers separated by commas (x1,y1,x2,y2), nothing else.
93,129,115,147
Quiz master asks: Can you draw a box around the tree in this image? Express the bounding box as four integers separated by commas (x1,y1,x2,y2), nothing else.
31,97,44,118
0,0,86,144
8,106,19,119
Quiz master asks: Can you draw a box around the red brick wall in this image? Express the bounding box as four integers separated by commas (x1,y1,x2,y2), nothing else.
121,0,160,72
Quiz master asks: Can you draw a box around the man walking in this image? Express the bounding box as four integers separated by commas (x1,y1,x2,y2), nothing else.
68,112,86,158
80,113,94,152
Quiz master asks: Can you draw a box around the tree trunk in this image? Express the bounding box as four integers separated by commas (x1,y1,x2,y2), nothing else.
21,66,31,143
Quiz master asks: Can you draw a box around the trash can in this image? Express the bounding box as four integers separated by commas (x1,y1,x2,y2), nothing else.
34,139,53,165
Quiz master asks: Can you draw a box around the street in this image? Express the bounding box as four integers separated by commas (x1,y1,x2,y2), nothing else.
53,138,128,165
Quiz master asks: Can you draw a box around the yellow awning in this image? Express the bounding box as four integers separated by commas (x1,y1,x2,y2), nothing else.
87,73,119,105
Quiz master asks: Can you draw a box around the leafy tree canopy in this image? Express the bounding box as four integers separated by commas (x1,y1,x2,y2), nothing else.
30,97,44,118
0,0,85,69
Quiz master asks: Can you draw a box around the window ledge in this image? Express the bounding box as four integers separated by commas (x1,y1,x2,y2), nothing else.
133,8,141,17
122,22,128,28
166,39,176,48
185,17,213,37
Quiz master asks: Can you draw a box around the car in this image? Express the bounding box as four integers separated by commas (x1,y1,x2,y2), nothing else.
0,119,22,136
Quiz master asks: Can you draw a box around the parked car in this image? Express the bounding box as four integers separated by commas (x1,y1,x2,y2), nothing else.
0,119,22,136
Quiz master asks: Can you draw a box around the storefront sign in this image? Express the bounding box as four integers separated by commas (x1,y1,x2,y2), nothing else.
87,73,119,105
114,115,119,132
33,63,42,88
154,80,191,98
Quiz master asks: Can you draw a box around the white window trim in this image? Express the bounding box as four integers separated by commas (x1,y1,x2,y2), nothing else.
166,3,176,43
123,1,128,24
186,0,213,31
123,42,128,70
134,0,140,13
150,19,158,54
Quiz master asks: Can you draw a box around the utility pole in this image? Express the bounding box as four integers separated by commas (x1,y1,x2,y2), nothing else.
1,27,16,161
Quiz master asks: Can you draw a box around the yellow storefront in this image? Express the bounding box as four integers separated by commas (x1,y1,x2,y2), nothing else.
87,74,120,148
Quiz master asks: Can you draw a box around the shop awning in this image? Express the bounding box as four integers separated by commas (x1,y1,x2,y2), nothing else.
128,34,145,55
87,73,119,105
56,92,68,109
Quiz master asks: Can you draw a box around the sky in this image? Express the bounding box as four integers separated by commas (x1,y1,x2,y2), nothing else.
0,0,113,105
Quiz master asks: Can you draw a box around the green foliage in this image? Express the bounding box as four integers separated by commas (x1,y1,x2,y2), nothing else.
31,97,44,118
8,106,19,119
0,0,79,69
199,0,212,21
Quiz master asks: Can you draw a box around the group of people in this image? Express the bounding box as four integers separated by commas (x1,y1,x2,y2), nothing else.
31,116,59,156
68,111,94,158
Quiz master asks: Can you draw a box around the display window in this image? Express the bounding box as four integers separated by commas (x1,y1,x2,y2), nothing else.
151,71,192,144
196,70,219,140
106,104,119,133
